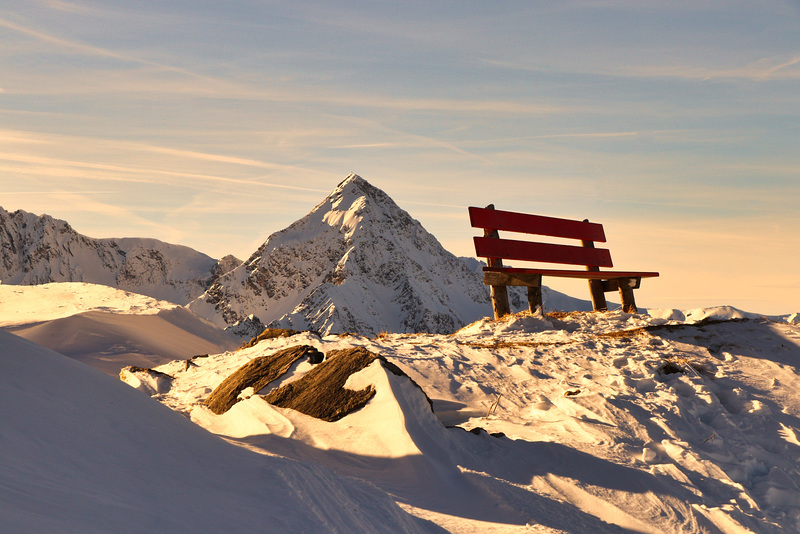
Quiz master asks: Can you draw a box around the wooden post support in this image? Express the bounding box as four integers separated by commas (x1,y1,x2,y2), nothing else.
527,278,543,316
618,278,638,314
485,205,511,319
581,220,608,312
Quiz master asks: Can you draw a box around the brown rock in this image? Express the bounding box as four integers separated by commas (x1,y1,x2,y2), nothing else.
264,347,380,422
204,345,322,415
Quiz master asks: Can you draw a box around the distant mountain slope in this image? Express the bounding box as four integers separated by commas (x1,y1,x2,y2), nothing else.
0,206,240,304
188,174,492,335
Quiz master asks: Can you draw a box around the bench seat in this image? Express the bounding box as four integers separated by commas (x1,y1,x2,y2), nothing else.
483,266,660,280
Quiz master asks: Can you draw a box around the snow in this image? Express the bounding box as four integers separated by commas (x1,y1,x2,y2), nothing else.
111,304,799,533
0,281,177,325
3,177,800,532
0,282,238,374
0,331,435,533
2,280,800,531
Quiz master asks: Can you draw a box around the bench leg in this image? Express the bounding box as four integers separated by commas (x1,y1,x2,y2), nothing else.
618,282,638,314
588,279,608,312
527,276,543,316
490,284,511,320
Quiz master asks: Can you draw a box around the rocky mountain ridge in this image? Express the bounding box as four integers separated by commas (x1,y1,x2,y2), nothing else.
0,207,240,305
2,175,591,336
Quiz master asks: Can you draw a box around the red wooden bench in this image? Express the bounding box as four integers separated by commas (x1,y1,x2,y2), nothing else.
469,205,659,318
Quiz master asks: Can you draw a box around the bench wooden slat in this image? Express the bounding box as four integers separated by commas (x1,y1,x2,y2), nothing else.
474,236,614,268
470,205,658,316
469,206,606,242
484,266,659,280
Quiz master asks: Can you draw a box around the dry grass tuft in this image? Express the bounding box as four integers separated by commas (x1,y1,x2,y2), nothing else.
240,328,303,350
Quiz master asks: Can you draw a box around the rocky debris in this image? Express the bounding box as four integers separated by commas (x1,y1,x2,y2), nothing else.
204,345,323,415
264,346,382,422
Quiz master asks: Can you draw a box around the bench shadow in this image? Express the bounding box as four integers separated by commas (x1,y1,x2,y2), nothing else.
654,318,800,368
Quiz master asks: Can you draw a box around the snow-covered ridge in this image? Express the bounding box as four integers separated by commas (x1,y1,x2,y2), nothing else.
0,281,177,327
0,282,239,374
131,308,800,532
0,206,240,305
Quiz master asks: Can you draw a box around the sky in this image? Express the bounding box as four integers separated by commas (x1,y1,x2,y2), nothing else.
1,0,798,314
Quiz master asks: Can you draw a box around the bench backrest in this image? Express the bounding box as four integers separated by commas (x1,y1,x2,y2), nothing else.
469,206,614,268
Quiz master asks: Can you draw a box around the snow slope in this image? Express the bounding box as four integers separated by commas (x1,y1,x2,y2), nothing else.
0,282,238,374
0,331,437,534
132,307,800,533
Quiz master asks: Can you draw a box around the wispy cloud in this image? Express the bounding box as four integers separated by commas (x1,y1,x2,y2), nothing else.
0,190,180,240
31,0,90,13
0,16,219,86
484,54,800,82
617,55,800,82
0,129,334,189
0,151,331,192
0,190,114,197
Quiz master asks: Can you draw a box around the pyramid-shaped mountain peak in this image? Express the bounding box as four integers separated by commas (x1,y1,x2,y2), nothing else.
313,173,394,225
188,175,492,336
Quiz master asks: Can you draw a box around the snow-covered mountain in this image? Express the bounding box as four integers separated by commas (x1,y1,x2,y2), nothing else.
188,174,488,336
0,206,240,305
1,176,591,336
189,174,591,336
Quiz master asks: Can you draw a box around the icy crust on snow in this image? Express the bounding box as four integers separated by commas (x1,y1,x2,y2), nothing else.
141,307,800,533
0,332,435,534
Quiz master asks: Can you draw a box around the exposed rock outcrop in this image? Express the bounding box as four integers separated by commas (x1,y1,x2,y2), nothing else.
204,345,323,415
264,346,381,422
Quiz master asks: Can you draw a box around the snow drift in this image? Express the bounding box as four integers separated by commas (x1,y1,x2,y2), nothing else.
0,282,238,374
0,331,437,533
